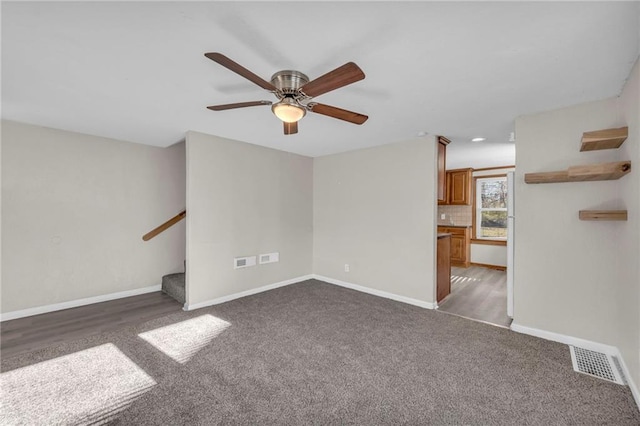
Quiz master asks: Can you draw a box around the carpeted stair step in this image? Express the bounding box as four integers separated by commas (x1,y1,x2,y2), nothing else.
162,272,185,304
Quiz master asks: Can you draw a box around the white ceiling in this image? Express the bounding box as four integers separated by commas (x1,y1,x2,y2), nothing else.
2,2,639,163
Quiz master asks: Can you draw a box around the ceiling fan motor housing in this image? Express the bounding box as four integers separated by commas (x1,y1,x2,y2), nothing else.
270,70,309,96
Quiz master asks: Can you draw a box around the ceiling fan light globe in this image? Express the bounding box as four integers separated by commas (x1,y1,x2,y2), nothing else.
272,100,306,123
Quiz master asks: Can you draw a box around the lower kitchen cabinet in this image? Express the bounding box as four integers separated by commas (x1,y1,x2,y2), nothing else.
437,226,471,268
437,234,451,302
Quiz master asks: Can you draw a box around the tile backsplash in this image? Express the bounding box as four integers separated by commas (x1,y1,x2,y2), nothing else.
438,205,472,226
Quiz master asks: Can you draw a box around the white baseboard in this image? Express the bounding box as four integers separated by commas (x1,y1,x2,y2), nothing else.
183,274,314,311
511,323,640,410
184,274,435,312
616,351,640,410
0,284,162,322
312,274,436,310
510,323,618,355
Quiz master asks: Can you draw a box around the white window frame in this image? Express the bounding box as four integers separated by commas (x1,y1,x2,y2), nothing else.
475,176,508,241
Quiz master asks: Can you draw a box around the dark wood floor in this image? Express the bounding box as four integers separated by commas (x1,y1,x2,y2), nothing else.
1,292,182,358
437,265,512,328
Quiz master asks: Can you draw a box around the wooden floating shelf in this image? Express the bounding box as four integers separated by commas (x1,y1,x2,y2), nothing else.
524,170,571,183
579,210,627,221
525,161,631,184
569,161,631,181
580,127,628,152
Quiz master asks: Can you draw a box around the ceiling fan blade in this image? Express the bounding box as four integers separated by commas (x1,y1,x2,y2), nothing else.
207,101,272,111
284,121,298,135
308,103,368,125
301,62,365,98
205,52,276,91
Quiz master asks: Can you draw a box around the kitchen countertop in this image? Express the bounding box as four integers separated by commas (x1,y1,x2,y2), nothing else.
437,224,472,228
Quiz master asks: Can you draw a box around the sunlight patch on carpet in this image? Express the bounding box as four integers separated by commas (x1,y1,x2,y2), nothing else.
138,314,230,363
1,343,156,425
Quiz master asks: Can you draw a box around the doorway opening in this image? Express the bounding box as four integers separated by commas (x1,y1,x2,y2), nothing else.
435,136,515,328
437,265,512,328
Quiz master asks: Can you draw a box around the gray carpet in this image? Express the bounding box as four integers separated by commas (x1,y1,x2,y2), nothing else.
2,279,639,425
162,272,186,304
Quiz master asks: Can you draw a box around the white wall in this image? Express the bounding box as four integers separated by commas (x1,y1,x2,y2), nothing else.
313,137,437,304
514,88,632,351
0,122,2,308
185,131,313,308
1,120,186,313
615,58,640,390
470,245,506,268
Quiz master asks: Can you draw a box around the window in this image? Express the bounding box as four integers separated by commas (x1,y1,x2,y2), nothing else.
475,176,508,240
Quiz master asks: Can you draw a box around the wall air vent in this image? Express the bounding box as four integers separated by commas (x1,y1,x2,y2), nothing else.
569,346,625,385
259,252,279,264
234,256,256,269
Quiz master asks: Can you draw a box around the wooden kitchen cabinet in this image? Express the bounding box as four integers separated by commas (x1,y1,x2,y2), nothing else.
446,168,473,205
437,226,471,268
437,234,451,302
437,136,450,205
450,234,466,265
438,165,473,206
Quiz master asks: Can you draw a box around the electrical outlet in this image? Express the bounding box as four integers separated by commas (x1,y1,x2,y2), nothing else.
441,213,446,220
344,264,350,272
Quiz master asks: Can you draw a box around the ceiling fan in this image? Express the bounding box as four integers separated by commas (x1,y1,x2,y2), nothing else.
205,52,368,135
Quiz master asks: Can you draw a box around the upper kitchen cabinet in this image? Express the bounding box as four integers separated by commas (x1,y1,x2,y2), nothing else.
437,136,450,205
447,168,473,205
438,169,473,206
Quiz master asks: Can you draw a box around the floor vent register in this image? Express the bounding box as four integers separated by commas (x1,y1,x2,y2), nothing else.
569,346,626,385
